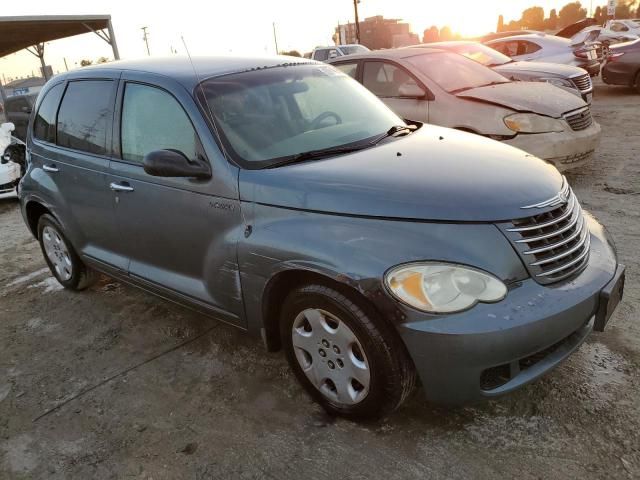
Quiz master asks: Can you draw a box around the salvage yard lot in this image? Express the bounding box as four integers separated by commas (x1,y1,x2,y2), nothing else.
1,80,639,479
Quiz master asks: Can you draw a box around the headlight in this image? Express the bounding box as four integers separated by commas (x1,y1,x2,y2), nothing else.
504,113,565,133
384,263,507,313
539,77,575,89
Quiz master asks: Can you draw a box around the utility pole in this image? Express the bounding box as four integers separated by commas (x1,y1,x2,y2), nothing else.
272,22,279,54
141,26,151,56
353,0,361,44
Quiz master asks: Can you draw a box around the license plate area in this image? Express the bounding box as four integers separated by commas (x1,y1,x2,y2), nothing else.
595,264,625,332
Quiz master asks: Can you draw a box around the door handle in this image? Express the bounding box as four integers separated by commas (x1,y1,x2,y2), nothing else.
109,182,134,192
43,164,59,172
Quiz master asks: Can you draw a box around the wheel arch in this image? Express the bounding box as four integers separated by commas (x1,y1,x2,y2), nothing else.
260,268,385,353
24,200,53,239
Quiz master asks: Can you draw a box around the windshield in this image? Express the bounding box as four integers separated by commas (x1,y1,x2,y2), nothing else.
198,64,403,168
339,45,370,55
406,52,510,93
446,43,512,66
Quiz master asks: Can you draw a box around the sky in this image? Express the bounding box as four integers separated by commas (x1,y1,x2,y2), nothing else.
1,0,601,81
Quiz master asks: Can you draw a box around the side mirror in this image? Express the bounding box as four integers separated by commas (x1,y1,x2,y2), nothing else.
143,149,211,179
398,83,426,98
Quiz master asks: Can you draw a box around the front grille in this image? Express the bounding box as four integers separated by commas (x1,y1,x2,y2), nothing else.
564,107,593,131
571,73,592,92
499,179,590,285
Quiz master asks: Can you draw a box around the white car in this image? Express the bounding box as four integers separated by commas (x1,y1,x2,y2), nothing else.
0,123,24,199
485,33,602,76
605,19,640,36
311,44,370,62
329,48,601,171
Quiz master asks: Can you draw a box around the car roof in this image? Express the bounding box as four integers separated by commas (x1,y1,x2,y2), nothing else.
327,47,444,62
486,33,570,45
57,55,320,90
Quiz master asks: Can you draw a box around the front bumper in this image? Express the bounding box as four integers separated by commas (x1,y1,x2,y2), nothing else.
502,121,601,172
396,220,620,405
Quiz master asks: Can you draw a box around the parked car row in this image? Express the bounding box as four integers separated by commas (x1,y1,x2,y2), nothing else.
329,47,600,171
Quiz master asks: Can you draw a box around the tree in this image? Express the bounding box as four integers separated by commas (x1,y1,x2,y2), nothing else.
521,6,545,30
422,26,439,43
280,50,301,57
497,15,504,32
439,25,453,41
80,59,93,67
545,9,558,30
96,56,110,64
594,6,605,24
558,2,587,28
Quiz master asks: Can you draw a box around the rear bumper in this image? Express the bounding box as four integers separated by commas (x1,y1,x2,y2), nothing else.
502,121,601,171
396,221,619,405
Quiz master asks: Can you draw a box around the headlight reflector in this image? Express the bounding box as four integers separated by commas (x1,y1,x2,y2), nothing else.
504,113,565,133
385,263,507,313
539,77,575,89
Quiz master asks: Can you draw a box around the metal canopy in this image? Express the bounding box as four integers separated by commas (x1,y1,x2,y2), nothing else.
0,15,118,58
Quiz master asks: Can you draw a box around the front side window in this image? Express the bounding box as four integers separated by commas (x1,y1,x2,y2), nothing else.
362,61,420,97
333,62,358,78
199,64,402,167
121,83,198,163
33,83,64,143
521,41,542,54
406,52,509,93
57,80,114,155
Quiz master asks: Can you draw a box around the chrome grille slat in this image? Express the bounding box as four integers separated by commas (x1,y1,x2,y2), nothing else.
536,234,591,277
523,215,585,254
508,194,575,232
530,227,589,266
499,185,591,285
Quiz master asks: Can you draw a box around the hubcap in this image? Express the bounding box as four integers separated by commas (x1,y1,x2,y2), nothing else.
291,308,370,406
42,226,72,281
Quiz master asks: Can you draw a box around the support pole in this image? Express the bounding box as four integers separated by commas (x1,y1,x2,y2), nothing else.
353,0,361,44
272,22,279,54
108,19,121,60
37,43,49,81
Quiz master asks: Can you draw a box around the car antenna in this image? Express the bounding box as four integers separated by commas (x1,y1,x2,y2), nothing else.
181,36,250,228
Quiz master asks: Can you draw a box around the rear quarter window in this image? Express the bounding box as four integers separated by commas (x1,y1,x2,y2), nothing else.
33,84,65,143
56,80,114,155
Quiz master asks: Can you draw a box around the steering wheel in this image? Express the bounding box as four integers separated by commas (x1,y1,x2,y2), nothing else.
310,111,342,130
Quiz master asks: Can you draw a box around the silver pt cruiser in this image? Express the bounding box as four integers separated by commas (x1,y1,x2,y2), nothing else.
19,57,625,420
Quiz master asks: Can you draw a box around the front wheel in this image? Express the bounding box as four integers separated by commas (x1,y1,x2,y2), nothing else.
281,284,416,420
37,214,96,290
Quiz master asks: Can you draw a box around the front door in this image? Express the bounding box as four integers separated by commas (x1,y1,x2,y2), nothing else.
109,77,244,324
361,61,428,123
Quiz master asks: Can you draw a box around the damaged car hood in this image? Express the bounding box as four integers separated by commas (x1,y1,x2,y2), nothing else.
240,125,563,222
456,81,586,117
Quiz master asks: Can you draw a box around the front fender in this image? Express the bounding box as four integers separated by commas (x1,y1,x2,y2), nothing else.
238,203,528,337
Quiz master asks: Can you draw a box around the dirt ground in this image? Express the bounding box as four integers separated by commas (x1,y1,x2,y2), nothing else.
1,80,639,479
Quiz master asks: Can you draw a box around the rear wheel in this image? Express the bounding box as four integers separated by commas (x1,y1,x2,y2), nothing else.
281,283,416,420
37,214,96,290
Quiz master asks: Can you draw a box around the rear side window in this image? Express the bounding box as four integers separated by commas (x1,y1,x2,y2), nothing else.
34,83,65,143
57,80,114,155
333,62,358,78
362,61,418,97
120,83,198,163
520,41,541,55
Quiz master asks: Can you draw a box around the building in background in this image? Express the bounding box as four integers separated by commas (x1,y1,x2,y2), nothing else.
335,16,418,50
3,77,45,97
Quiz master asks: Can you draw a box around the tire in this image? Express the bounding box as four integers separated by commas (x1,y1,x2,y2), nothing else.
280,283,416,420
37,214,96,291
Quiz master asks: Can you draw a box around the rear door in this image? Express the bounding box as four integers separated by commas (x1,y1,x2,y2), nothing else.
30,73,126,270
109,73,244,324
360,60,428,123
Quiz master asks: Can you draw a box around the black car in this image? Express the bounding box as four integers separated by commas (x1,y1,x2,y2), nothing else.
3,93,37,141
602,39,640,92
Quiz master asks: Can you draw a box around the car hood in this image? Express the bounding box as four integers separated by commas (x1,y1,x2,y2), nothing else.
494,61,586,78
240,125,563,222
456,81,586,117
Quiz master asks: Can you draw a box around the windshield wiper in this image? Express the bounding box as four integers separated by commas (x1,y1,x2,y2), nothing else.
271,125,416,168
368,124,417,146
